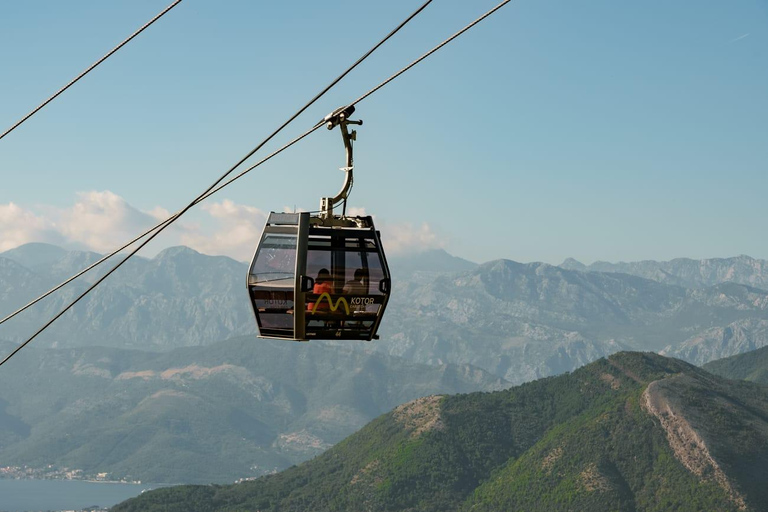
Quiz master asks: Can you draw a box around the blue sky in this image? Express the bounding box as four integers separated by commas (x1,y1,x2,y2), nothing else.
0,0,766,264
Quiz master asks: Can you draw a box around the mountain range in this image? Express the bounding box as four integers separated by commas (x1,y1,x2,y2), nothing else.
0,244,254,349
376,258,768,382
113,351,768,511
4,244,768,484
560,255,768,290
3,244,768,379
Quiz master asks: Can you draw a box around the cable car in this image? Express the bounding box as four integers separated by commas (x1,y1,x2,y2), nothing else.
247,107,391,341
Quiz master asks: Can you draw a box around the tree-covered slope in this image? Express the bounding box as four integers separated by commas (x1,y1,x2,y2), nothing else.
113,352,768,511
703,344,768,384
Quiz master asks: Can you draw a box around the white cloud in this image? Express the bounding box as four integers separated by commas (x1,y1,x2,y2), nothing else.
379,221,445,256
728,33,750,44
347,207,367,217
180,200,268,261
0,193,266,261
148,206,172,220
0,192,444,261
57,191,162,253
0,191,187,257
343,206,447,256
0,202,64,251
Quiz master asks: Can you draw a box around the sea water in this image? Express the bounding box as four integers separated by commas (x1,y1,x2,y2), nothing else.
0,479,161,511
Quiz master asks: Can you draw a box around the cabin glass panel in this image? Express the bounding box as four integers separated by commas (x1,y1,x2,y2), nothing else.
304,230,387,339
248,232,297,336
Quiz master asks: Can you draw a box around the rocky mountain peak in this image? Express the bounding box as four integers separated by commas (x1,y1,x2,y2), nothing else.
1,243,68,268
388,248,477,276
153,245,205,261
560,257,586,270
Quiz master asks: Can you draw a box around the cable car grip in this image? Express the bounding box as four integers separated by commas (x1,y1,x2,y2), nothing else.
319,106,363,220
319,105,360,130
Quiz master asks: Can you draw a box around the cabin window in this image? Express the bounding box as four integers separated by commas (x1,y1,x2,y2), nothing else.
249,233,297,333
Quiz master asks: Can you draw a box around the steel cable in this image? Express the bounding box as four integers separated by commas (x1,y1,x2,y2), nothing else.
0,0,513,367
350,0,511,108
0,0,184,143
0,0,436,331
0,0,436,366
0,0,512,366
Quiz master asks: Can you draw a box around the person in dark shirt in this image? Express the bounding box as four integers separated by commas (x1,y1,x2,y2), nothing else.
343,268,368,295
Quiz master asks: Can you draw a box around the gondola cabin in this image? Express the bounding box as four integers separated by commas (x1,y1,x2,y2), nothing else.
248,212,391,341
247,106,390,341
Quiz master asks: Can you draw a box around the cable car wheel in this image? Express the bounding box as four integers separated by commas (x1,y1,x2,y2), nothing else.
247,107,391,341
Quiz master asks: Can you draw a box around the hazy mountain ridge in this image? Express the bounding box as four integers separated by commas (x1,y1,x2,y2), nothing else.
4,244,768,382
377,258,768,383
662,318,768,365
1,243,70,270
561,255,768,291
0,337,506,483
0,245,254,349
387,248,477,277
113,352,768,511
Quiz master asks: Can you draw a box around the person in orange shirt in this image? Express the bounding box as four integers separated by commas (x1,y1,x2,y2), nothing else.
308,268,333,312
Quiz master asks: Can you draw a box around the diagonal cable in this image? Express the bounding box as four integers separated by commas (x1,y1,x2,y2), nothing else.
0,0,435,330
0,0,436,365
0,123,323,368
0,0,512,355
350,0,511,108
0,0,184,142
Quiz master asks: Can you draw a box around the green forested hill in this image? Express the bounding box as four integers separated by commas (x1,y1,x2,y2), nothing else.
703,344,768,384
113,352,768,511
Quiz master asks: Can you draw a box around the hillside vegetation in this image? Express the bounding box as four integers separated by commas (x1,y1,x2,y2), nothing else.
114,352,768,511
704,344,768,384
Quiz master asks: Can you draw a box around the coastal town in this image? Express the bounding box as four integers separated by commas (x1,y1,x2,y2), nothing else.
0,465,140,484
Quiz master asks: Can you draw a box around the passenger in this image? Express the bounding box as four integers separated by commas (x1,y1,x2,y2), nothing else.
344,268,369,315
308,268,333,312
343,268,368,295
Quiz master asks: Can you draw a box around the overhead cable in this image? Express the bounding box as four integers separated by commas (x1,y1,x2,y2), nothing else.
350,0,511,108
0,124,323,368
0,0,512,366
0,0,435,331
0,0,184,143
0,0,512,367
0,0,436,366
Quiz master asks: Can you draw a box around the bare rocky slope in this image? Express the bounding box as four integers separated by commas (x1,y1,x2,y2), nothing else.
560,255,768,291
376,259,768,382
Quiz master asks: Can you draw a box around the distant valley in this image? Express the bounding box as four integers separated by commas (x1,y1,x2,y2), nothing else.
0,337,505,483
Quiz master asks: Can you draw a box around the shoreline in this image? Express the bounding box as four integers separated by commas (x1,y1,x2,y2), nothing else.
0,476,176,486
